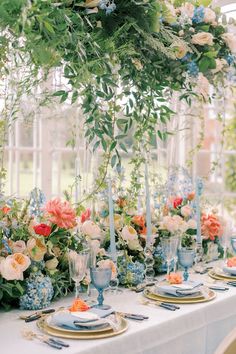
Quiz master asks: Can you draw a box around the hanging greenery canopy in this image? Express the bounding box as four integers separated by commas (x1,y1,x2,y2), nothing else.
0,0,235,178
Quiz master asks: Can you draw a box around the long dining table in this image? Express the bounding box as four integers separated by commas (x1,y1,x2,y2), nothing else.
1,271,236,354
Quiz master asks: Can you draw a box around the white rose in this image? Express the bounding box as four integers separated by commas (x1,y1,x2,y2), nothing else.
179,30,184,37
222,33,236,53
211,58,228,74
188,219,197,229
45,257,59,270
180,3,194,18
189,27,195,33
204,8,216,24
181,205,192,218
128,239,143,252
192,32,214,46
81,220,101,239
162,216,179,233
121,226,137,242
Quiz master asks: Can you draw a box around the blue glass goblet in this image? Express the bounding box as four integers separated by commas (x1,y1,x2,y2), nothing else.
90,268,112,310
178,249,195,281
231,237,236,254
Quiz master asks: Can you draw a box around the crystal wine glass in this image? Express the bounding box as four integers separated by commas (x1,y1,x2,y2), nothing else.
161,238,173,276
90,267,112,310
68,250,89,299
170,236,180,272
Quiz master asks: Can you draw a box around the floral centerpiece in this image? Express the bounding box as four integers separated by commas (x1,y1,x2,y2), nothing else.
0,190,83,309
201,211,224,262
91,193,147,287
154,193,197,274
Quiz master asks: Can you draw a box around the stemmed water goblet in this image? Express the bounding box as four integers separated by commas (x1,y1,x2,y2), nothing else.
221,220,232,264
68,250,89,299
177,249,195,281
90,267,112,310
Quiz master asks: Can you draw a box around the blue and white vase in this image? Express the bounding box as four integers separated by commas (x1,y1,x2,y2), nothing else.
20,270,54,310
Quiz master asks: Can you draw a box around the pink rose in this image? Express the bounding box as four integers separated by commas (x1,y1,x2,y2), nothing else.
222,33,236,53
204,8,216,24
187,219,197,229
179,3,194,18
196,73,209,101
12,240,26,254
181,205,192,218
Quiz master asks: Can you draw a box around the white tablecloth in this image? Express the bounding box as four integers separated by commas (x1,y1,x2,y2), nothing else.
1,274,236,354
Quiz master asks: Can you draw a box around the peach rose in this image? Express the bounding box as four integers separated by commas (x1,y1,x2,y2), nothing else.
222,33,236,53
227,257,236,267
121,226,137,242
27,238,47,261
114,214,123,230
201,213,223,241
97,259,117,279
0,253,31,281
181,205,192,218
204,8,216,24
211,58,227,74
173,44,188,59
166,272,183,284
179,3,194,18
191,32,214,46
12,240,26,254
187,192,195,201
81,220,101,239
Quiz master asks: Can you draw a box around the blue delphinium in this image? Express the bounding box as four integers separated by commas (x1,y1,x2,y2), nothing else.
192,6,205,24
29,188,46,218
20,271,54,310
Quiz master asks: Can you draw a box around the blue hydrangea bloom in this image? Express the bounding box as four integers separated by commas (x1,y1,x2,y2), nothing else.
187,61,199,77
118,257,145,286
192,6,205,24
20,271,54,310
226,54,236,65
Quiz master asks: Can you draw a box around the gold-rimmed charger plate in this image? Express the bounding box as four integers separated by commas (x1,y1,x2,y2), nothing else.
37,315,128,340
45,314,112,334
208,269,236,281
143,288,216,304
